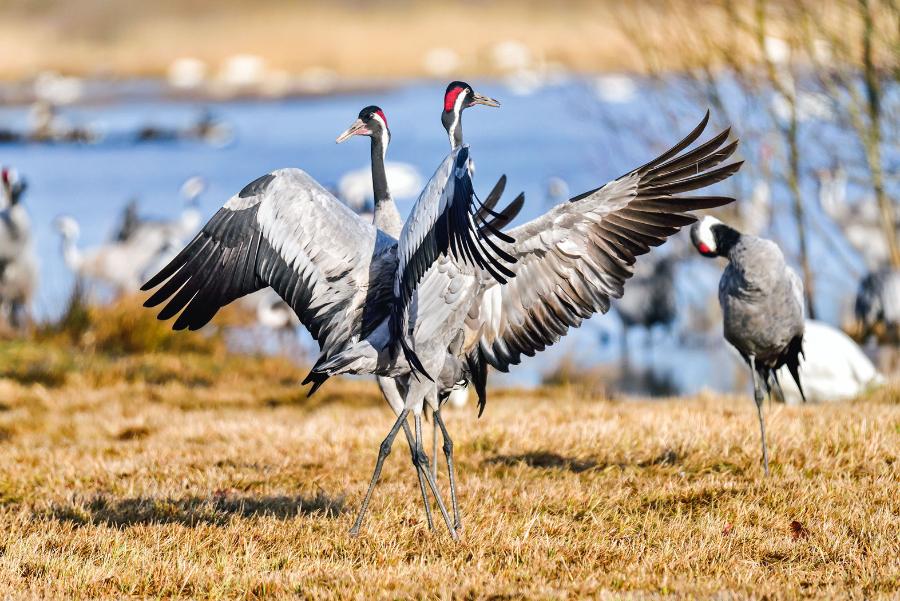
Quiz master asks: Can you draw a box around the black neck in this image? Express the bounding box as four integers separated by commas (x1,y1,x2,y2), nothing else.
712,224,742,256
370,134,390,204
442,109,463,149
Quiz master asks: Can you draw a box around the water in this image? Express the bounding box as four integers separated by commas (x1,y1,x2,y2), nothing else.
0,78,877,395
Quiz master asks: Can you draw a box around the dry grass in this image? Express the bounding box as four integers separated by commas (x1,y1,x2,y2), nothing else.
0,338,897,599
0,0,823,80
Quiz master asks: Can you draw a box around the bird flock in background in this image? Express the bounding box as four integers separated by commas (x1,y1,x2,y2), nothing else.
0,80,895,537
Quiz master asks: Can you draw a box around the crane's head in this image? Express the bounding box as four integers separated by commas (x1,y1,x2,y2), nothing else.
441,81,500,148
53,215,81,240
691,215,740,258
1,166,27,205
336,106,390,152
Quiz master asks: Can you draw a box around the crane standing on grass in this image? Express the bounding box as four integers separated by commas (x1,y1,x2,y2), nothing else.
691,216,805,475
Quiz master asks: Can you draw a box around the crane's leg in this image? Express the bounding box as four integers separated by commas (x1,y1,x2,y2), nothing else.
377,376,433,530
749,356,770,477
401,419,434,530
415,413,458,540
350,408,410,537
424,388,440,482
433,408,462,532
432,413,440,482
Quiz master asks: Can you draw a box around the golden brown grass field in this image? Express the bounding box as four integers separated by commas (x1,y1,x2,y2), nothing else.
0,301,897,599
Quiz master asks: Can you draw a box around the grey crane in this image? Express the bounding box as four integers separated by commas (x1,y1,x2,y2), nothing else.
337,97,521,533
0,167,37,327
613,253,678,364
142,106,518,538
451,112,740,490
335,104,451,532
690,215,805,475
113,176,204,244
855,269,900,344
112,176,205,279
405,110,740,532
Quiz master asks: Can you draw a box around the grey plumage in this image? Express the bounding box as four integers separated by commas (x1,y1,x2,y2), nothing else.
720,237,805,384
463,112,741,416
691,215,805,475
143,127,516,538
336,103,519,535
143,168,398,368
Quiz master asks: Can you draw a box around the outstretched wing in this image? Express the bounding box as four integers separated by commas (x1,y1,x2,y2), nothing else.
142,168,397,363
391,146,517,377
469,112,742,380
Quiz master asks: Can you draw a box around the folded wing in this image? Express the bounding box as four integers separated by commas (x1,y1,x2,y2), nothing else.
391,146,518,377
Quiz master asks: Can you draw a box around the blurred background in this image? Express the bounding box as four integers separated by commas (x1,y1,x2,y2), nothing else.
0,0,897,399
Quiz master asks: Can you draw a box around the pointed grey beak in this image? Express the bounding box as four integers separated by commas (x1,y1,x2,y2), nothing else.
336,118,370,143
470,91,500,108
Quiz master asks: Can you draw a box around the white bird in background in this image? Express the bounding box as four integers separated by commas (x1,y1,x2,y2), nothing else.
777,320,883,404
545,176,570,206
0,167,38,327
237,288,302,350
55,216,172,295
337,162,423,213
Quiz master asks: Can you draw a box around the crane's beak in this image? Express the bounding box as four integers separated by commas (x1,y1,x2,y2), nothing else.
336,118,370,143
470,91,500,108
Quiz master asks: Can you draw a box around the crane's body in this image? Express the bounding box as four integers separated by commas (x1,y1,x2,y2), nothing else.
692,216,805,475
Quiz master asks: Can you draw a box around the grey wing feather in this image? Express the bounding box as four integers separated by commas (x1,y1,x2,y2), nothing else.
142,168,397,362
468,112,742,371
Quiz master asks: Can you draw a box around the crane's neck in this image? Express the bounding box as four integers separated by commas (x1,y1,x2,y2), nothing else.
59,230,83,271
370,133,402,237
442,109,464,151
713,224,742,259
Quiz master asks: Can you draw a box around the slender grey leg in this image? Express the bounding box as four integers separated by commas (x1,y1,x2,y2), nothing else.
401,420,434,530
431,409,440,481
749,357,770,477
378,376,434,529
415,414,458,540
350,408,410,536
433,408,462,532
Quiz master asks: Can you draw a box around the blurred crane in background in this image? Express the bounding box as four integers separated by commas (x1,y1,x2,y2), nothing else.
0,167,37,328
